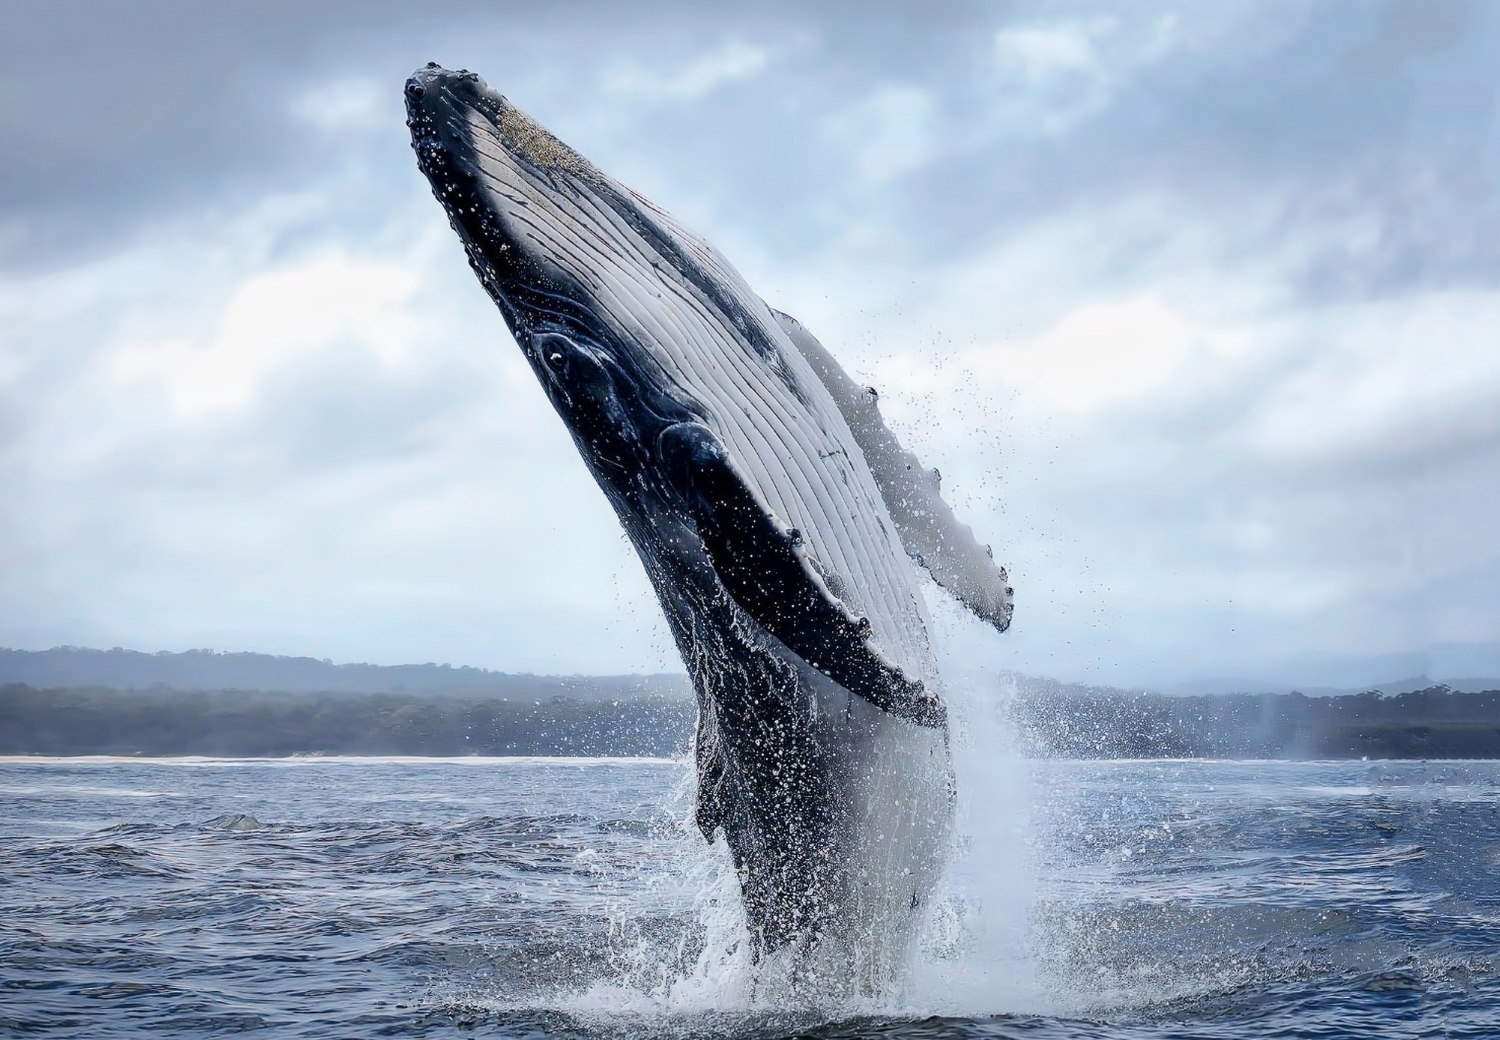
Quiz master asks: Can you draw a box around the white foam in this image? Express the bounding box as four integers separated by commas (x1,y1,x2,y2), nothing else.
458,582,1053,1028
901,583,1049,1017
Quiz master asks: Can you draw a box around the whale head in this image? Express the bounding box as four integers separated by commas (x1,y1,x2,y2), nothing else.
406,64,709,493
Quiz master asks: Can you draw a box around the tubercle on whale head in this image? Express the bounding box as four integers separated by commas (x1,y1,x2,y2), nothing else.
404,66,547,296
403,63,596,195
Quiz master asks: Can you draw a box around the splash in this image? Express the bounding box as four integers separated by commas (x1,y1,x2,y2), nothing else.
900,582,1048,1019
458,580,1055,1035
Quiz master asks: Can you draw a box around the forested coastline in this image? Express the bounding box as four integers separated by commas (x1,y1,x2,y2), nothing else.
0,685,695,758
1010,682,1500,759
4,682,1500,759
0,646,687,699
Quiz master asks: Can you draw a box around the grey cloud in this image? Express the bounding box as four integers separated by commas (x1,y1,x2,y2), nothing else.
2,2,333,268
0,0,819,267
0,0,615,268
6,0,1495,288
237,339,495,473
883,2,1500,300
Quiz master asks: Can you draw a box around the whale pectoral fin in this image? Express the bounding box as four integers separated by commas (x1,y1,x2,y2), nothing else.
770,308,1015,633
659,422,943,727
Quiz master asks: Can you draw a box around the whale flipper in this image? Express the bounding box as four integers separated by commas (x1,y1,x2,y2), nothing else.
660,421,943,728
772,309,1015,634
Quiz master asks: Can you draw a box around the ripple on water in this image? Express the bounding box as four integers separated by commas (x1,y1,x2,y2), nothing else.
3,758,1500,1039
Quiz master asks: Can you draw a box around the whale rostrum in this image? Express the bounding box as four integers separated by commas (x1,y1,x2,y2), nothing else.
405,63,1012,992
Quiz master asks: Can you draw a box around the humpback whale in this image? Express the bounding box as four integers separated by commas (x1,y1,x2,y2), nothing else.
405,64,1012,991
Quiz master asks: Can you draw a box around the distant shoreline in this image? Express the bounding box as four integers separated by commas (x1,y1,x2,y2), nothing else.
2,754,1496,766
0,754,685,766
5,675,1500,761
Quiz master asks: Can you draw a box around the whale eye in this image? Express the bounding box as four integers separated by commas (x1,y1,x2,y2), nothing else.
547,350,565,369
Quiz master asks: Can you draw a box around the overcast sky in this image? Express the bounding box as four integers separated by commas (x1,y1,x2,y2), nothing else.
2,1,1497,687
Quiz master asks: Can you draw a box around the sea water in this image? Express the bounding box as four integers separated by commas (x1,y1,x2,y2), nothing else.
3,752,1498,1038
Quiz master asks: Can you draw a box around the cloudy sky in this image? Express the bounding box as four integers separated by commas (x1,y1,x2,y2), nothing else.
3,1,1497,688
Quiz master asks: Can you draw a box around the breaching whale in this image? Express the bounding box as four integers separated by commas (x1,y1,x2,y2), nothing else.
405,64,1013,991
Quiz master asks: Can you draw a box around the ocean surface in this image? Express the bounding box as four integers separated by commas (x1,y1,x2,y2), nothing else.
3,754,1498,1039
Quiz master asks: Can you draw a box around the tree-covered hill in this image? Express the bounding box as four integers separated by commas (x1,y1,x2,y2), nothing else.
0,685,694,758
4,678,1500,759
0,646,689,699
1009,679,1500,759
